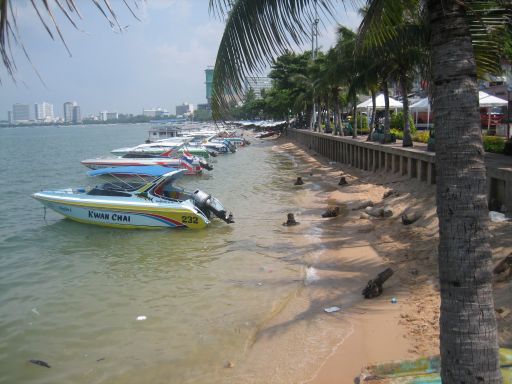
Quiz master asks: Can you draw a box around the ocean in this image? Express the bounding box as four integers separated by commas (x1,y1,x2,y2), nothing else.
0,123,309,383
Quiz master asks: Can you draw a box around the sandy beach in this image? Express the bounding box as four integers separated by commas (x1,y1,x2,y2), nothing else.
224,136,512,383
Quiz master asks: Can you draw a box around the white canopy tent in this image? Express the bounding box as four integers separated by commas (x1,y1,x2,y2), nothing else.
357,93,403,109
356,94,403,134
479,91,508,130
410,97,431,126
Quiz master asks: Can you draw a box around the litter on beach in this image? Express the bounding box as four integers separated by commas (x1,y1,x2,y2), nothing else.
136,315,147,321
489,211,509,222
324,306,341,313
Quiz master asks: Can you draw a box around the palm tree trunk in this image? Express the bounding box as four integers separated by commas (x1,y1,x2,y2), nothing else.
428,1,501,383
400,74,413,147
336,102,343,136
367,88,377,141
352,96,357,139
382,81,391,142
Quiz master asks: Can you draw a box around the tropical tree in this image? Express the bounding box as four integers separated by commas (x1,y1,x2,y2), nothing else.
358,1,428,147
209,0,510,382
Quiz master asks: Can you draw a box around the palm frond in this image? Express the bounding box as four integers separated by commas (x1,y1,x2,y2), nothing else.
210,0,347,119
0,0,142,81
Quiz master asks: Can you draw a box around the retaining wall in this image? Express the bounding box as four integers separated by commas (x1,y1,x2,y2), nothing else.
287,129,512,211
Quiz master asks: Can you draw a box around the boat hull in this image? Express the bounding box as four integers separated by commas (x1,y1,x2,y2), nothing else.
33,192,210,229
80,158,202,175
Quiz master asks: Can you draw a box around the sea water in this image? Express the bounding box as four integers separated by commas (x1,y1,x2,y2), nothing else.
0,124,311,383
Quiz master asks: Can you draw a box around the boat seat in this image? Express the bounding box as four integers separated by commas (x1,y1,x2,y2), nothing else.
87,188,131,197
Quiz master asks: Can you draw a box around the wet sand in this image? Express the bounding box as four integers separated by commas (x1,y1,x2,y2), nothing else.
226,137,512,383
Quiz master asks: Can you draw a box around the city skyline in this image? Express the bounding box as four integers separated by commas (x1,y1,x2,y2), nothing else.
0,2,361,120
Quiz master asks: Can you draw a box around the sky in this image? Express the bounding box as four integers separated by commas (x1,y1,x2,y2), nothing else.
0,1,362,120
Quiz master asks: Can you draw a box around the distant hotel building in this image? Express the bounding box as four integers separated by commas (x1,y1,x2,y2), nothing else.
176,103,194,116
205,67,214,106
99,111,119,121
63,102,74,123
244,76,272,99
143,108,168,118
12,103,30,122
63,101,81,123
35,102,54,122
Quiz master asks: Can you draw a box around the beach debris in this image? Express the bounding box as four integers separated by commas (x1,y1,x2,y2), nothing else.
391,297,398,304
353,200,374,210
324,306,341,313
496,307,511,319
283,213,299,226
31,308,40,316
489,211,509,222
97,357,106,362
383,190,400,199
362,268,394,299
364,206,393,218
322,207,340,218
29,359,51,368
410,268,419,276
225,361,235,368
294,177,304,185
401,209,421,225
359,212,371,220
338,176,348,186
493,254,512,277
136,315,147,321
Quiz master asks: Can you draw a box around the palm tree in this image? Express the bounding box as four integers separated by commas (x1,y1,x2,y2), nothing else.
209,0,509,382
1,0,509,382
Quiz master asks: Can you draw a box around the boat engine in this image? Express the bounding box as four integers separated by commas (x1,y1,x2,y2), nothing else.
192,190,234,223
199,160,214,171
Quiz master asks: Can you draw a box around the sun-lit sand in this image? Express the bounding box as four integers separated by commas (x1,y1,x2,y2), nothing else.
223,136,512,384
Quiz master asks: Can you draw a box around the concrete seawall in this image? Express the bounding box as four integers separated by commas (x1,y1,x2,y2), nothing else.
288,129,512,212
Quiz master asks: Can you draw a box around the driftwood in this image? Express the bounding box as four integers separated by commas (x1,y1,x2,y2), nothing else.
338,176,348,186
322,207,340,218
493,255,512,275
362,268,394,299
294,177,304,185
283,213,299,226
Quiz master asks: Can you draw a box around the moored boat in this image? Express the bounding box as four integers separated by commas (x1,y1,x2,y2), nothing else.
33,166,233,230
81,152,211,175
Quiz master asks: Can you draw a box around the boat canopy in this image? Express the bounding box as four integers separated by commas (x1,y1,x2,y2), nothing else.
88,166,180,178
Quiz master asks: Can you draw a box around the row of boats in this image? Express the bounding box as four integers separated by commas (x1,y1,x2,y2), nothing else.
32,128,248,230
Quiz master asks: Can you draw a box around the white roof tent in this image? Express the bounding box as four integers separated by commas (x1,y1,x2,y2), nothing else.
356,93,403,110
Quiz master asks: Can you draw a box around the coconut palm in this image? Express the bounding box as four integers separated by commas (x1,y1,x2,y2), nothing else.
0,0,510,382
209,0,509,382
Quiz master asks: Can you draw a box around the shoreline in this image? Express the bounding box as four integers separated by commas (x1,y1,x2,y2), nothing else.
227,134,512,384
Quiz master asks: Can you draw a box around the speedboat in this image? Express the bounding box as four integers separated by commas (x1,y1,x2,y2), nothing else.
202,137,237,154
81,152,212,175
32,166,233,229
111,140,211,160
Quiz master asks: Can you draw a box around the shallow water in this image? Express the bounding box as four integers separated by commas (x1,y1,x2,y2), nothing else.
0,124,309,383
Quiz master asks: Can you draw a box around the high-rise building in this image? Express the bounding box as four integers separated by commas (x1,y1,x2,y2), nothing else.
12,103,30,122
143,108,168,118
35,102,54,121
205,67,214,105
176,103,194,116
72,105,81,123
63,102,74,123
7,111,12,124
244,77,272,99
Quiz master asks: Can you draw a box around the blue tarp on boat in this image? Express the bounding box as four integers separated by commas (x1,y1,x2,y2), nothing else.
88,166,178,177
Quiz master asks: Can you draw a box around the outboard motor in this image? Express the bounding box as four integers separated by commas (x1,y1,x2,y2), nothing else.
192,190,234,223
199,159,214,171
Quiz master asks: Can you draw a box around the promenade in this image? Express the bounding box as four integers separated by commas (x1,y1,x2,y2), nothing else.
288,128,512,211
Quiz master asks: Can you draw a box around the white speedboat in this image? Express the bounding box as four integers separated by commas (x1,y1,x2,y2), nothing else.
33,166,233,229
81,152,212,175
